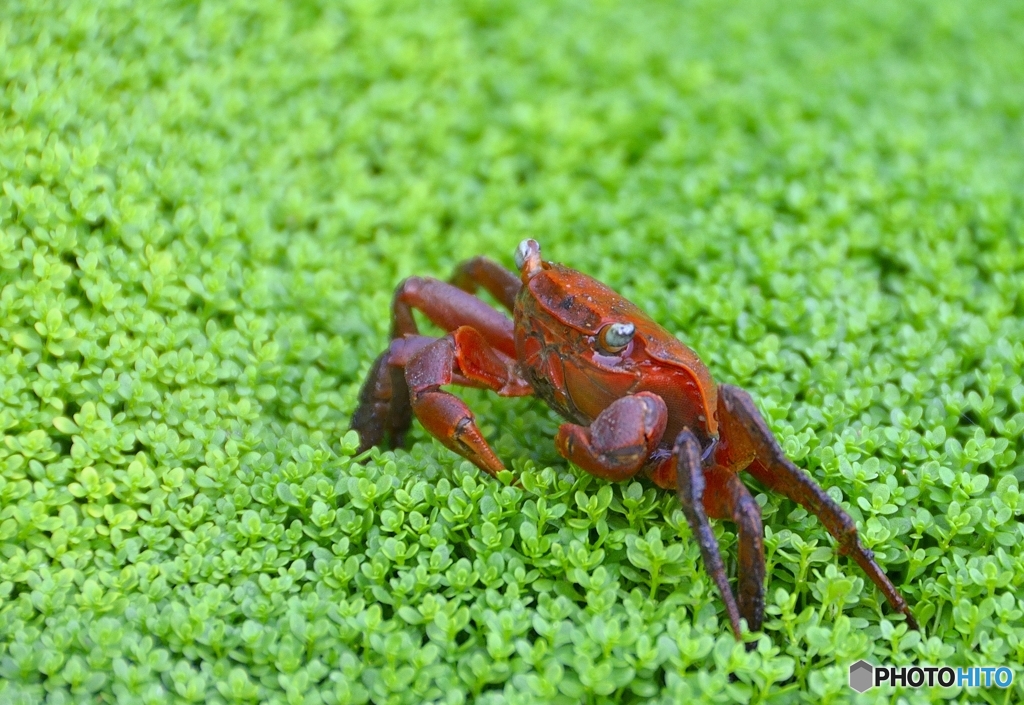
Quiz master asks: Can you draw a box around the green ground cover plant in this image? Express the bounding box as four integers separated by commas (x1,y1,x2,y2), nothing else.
1,0,1023,702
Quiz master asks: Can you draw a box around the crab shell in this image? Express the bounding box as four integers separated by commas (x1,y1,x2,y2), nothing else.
514,258,720,466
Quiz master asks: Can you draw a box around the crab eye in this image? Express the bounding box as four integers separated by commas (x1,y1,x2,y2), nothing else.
514,239,540,271
598,322,635,353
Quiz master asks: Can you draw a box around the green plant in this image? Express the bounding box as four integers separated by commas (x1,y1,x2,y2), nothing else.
1,0,1023,703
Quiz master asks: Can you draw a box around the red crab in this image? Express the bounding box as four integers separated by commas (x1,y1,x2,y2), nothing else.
351,239,918,641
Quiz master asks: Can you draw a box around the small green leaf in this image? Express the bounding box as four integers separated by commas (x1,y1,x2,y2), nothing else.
53,416,80,434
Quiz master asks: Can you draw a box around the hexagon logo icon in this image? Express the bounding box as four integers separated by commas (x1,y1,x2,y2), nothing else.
849,660,874,693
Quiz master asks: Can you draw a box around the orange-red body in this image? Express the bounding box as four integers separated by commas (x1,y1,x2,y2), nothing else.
351,239,918,642
514,260,725,487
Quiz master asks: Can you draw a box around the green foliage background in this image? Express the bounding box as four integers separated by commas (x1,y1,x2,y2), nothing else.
1,0,1023,703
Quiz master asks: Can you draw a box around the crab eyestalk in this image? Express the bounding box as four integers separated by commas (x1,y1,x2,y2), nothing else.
514,239,542,281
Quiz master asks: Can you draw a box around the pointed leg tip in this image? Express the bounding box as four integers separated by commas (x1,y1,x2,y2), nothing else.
350,429,374,454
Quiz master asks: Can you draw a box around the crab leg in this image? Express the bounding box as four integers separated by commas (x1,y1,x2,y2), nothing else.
716,384,919,630
351,336,434,451
702,466,765,637
391,276,516,357
672,430,746,640
353,276,520,453
555,392,668,480
450,256,522,312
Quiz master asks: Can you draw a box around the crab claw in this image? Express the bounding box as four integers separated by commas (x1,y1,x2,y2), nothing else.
514,239,542,281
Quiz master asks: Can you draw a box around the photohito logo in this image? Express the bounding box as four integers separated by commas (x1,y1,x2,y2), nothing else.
849,660,873,693
848,660,1014,692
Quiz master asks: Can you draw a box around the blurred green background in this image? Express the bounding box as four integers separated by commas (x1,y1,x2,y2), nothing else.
1,0,1023,703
